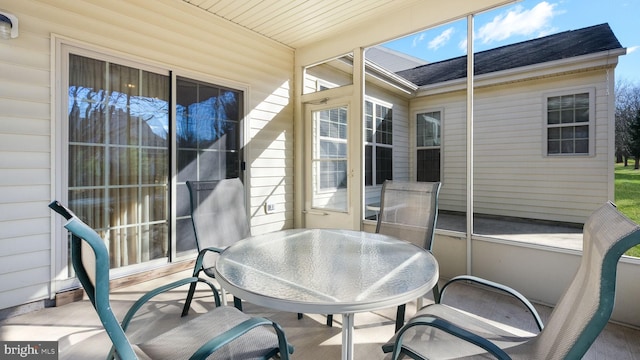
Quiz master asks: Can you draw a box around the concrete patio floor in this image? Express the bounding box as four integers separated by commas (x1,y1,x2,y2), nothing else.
1,269,639,359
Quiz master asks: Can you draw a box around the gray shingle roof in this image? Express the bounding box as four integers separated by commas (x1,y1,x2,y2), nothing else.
396,23,623,86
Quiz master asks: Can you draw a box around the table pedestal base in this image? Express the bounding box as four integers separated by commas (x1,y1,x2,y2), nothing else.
341,313,354,360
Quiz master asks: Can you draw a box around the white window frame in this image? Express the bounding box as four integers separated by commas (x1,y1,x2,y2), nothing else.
53,36,250,291
55,40,172,289
542,88,595,157
314,106,349,193
414,108,443,182
364,97,394,186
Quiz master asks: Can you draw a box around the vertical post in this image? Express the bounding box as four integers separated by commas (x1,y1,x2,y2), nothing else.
466,14,474,275
352,47,365,230
294,59,304,228
341,313,355,360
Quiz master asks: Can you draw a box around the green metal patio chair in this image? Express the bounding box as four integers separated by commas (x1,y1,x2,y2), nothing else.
326,180,442,329
376,180,442,332
181,178,304,320
382,201,640,360
182,179,251,314
49,200,294,360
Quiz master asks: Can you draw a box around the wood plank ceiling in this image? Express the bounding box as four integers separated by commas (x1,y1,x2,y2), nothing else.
181,0,422,48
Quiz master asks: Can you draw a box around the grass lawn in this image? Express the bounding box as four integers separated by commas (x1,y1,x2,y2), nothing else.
615,160,640,257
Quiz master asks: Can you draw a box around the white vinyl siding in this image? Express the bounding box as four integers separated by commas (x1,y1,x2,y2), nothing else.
411,71,611,224
0,0,293,310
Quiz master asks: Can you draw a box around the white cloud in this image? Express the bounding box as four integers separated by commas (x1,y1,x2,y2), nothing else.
477,1,558,44
428,27,455,50
628,46,639,54
458,38,468,53
412,33,425,48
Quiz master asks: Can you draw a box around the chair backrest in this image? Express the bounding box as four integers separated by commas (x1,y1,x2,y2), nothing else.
524,202,640,360
376,180,441,251
187,178,251,270
49,201,138,359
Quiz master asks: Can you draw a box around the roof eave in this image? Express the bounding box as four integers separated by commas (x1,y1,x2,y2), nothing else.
365,61,418,96
414,48,627,96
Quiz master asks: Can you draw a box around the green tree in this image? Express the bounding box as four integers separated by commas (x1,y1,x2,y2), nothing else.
628,110,640,170
615,80,640,166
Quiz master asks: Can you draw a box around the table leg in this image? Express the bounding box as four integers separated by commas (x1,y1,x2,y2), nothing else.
220,288,228,306
341,313,354,360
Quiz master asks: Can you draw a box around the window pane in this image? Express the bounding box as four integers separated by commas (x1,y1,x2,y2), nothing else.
69,55,106,144
548,140,560,154
575,139,589,153
575,125,588,139
69,145,105,187
68,188,106,229
547,111,560,125
220,119,240,151
376,147,393,185
417,148,440,182
547,96,561,110
548,127,560,140
375,104,392,145
561,95,574,108
176,77,242,183
319,160,348,189
365,145,372,186
139,71,169,147
109,147,139,185
417,111,441,147
177,149,197,182
576,108,589,123
320,140,347,158
142,186,168,222
68,54,170,270
199,150,222,180
575,93,589,107
561,109,574,124
219,90,240,120
561,139,574,153
109,63,141,145
195,84,220,150
176,80,198,149
561,127,574,140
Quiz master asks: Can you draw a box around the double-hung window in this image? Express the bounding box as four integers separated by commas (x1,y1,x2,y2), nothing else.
364,100,393,186
545,90,593,155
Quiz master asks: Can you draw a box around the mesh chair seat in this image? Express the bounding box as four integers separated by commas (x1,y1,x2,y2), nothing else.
382,305,535,359
139,306,282,360
49,200,293,360
383,202,640,360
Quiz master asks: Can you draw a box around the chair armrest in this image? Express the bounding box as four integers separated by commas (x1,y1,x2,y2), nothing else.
390,315,511,360
191,247,224,277
201,246,225,254
120,276,220,332
439,275,544,331
189,317,294,360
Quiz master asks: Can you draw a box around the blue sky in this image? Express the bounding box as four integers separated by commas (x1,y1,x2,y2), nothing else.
383,0,639,83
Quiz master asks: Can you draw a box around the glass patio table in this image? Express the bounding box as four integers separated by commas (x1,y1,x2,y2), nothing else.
213,228,439,360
